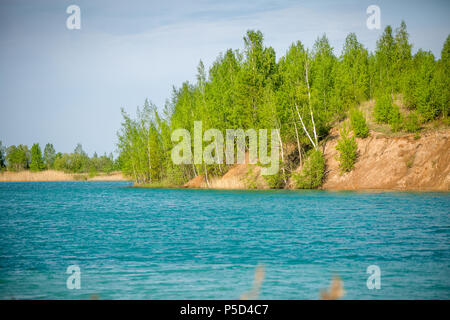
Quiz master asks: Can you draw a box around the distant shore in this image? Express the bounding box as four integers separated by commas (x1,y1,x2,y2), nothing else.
0,170,129,182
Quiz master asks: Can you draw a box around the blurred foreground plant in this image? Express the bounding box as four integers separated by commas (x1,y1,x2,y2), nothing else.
241,265,265,300
320,276,345,300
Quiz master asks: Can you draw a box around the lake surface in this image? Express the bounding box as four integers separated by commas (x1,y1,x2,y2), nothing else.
0,181,449,299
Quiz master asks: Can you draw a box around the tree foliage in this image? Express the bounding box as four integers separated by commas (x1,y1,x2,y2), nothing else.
1,141,118,175
43,143,56,169
374,93,393,123
30,143,45,172
292,149,325,189
0,141,5,170
6,145,30,171
114,23,449,188
389,104,403,132
335,126,358,174
350,109,369,138
404,112,421,133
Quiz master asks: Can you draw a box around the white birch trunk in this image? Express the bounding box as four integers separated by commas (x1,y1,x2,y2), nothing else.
295,103,317,149
305,55,318,147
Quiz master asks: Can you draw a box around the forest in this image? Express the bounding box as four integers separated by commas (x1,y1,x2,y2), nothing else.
116,21,449,188
0,141,118,177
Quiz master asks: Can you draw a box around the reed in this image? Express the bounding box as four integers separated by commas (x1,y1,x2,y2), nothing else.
320,276,345,300
241,265,265,300
0,170,127,182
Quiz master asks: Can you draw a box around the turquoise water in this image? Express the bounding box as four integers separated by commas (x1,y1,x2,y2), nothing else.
0,181,449,300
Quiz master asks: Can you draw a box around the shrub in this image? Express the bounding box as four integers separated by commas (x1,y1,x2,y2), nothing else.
335,126,358,174
374,93,393,123
243,166,258,189
292,149,325,189
350,109,369,138
405,154,415,168
389,104,403,132
72,174,87,181
404,112,421,133
88,166,98,178
263,171,285,189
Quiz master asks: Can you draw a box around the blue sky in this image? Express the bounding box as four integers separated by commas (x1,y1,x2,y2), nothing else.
0,0,449,155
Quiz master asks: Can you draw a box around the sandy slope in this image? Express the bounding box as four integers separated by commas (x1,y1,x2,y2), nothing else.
321,129,449,191
184,129,449,191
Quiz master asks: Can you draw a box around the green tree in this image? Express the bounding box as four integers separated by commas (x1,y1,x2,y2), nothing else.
375,25,395,96
389,104,402,132
404,112,421,133
404,50,438,121
70,143,89,173
235,30,277,129
393,21,412,92
431,35,450,118
335,126,358,173
43,143,56,169
277,40,324,156
117,99,165,184
292,149,325,189
53,153,67,171
374,93,393,123
335,33,369,110
6,145,30,171
205,49,241,131
30,143,45,172
263,170,286,189
350,109,369,138
311,34,337,119
367,53,377,99
0,141,5,170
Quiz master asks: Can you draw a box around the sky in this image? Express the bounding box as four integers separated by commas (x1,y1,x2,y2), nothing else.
0,0,449,156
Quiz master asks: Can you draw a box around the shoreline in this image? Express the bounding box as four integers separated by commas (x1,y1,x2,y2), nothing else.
1,175,447,191
133,179,449,192
0,170,129,182
1,169,448,191
134,184,449,192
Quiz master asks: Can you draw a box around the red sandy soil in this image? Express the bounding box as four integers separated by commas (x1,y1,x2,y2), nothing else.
184,128,449,191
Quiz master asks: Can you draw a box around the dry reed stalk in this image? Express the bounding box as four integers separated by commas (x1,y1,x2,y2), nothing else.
320,276,345,300
241,264,265,300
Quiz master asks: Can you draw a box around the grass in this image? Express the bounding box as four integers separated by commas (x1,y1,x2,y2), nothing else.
359,95,449,137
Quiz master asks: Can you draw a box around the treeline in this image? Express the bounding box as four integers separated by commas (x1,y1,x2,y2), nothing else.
118,21,449,187
0,141,118,175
